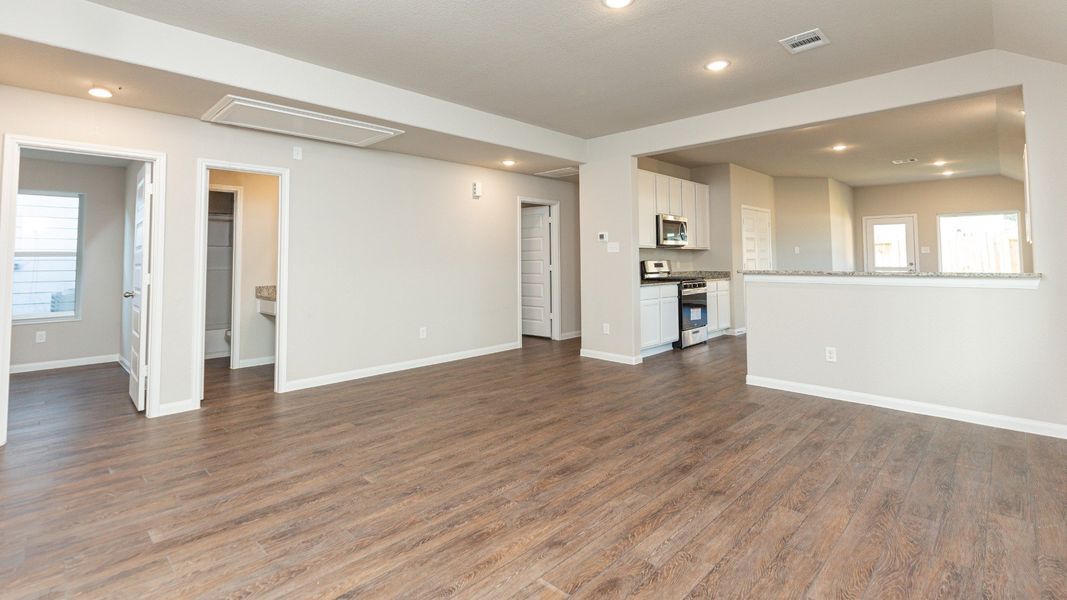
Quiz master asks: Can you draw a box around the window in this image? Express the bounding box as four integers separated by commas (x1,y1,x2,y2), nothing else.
12,192,82,321
938,212,1021,273
863,215,917,272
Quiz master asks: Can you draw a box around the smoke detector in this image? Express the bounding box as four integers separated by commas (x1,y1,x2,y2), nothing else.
779,28,830,55
535,166,580,178
891,158,920,165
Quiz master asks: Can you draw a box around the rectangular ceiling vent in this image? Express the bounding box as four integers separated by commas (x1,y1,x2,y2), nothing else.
202,95,404,148
891,158,919,165
535,166,580,178
779,28,829,55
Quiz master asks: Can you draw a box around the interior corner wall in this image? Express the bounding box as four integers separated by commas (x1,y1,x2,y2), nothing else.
827,179,856,271
852,175,1031,272
11,158,126,367
0,84,579,408
208,170,279,364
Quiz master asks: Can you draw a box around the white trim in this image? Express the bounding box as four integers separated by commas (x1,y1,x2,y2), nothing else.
118,354,131,374
560,330,582,340
194,159,290,405
579,348,642,365
151,398,201,418
11,189,86,323
236,356,275,368
862,214,919,273
10,353,120,374
0,134,167,446
207,183,244,369
204,351,231,360
742,273,1041,289
517,196,564,342
746,375,1067,440
281,342,520,393
640,343,674,358
726,328,747,336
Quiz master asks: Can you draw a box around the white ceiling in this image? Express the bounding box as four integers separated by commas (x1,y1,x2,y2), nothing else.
0,36,579,177
78,0,1067,138
653,88,1026,187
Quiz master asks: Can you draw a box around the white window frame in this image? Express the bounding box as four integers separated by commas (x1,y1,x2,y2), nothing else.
936,210,1023,274
862,214,919,273
11,190,86,324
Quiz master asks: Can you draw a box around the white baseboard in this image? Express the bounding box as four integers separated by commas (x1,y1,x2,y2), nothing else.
560,330,582,340
281,341,521,393
235,356,275,369
150,398,201,418
10,353,120,374
205,350,231,360
118,355,132,374
640,343,674,358
726,328,746,336
746,375,1067,440
580,348,642,365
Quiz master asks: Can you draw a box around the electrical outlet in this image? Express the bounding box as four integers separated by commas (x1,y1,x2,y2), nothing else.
35,331,46,343
602,323,611,335
419,326,428,339
292,146,303,160
825,346,837,363
794,246,801,255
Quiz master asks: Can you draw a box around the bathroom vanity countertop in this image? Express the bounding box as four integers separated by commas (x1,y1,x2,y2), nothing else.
255,285,277,301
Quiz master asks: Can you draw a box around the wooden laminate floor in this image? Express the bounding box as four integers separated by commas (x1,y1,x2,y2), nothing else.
1,337,1065,599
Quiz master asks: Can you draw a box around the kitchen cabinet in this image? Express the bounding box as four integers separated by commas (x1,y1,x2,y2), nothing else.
704,280,731,333
640,284,680,350
637,170,657,248
637,169,711,250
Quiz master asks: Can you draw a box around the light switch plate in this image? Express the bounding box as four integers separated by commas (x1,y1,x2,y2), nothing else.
292,146,303,160
606,242,620,253
921,246,931,254
597,232,609,242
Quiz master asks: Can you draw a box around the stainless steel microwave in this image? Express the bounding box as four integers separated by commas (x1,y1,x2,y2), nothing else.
657,214,688,247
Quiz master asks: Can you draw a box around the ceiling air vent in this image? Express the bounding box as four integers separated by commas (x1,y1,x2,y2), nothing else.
779,28,829,55
535,166,580,178
891,158,920,165
202,95,404,148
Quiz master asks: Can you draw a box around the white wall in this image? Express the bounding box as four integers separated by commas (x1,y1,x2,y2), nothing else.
828,179,856,271
12,158,126,367
774,177,832,270
579,49,1067,430
0,84,579,409
852,175,1031,273
209,170,278,364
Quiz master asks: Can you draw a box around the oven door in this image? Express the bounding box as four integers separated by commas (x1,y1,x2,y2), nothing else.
679,290,708,331
657,214,688,246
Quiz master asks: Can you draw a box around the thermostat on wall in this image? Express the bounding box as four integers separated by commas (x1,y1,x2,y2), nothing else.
472,181,483,199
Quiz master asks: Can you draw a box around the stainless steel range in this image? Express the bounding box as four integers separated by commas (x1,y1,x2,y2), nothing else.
640,260,710,349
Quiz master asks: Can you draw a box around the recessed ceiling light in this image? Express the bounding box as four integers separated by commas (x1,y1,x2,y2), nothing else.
88,86,113,99
1019,110,1026,116
704,60,731,72
832,144,848,152
942,170,955,176
501,160,516,167
933,160,947,167
602,0,634,8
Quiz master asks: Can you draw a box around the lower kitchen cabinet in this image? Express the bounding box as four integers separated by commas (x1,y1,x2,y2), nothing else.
640,284,680,350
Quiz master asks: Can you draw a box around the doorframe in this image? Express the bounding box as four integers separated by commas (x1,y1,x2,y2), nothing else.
740,204,773,270
862,214,920,272
194,159,290,402
0,134,168,445
517,196,563,342
206,183,244,368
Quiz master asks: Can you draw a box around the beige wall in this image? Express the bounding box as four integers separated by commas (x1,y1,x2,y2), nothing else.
13,158,127,366
828,179,856,271
0,84,579,406
728,164,775,331
209,170,279,364
636,156,692,180
852,175,1031,273
774,177,832,270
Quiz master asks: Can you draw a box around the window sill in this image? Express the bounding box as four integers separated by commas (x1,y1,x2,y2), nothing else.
741,271,1042,290
13,315,82,325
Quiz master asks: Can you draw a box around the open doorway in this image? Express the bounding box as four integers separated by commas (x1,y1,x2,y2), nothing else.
518,196,563,342
194,160,288,403
0,137,166,446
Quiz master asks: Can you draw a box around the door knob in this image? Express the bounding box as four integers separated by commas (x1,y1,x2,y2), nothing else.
123,291,135,298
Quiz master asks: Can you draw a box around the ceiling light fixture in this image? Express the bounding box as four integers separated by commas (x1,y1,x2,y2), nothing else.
88,86,113,99
942,170,955,176
704,60,731,72
501,160,516,167
602,0,634,8
832,144,848,152
1019,110,1026,116
933,160,947,167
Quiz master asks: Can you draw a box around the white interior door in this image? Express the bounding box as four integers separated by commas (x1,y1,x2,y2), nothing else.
741,206,773,270
128,163,152,410
864,215,918,272
521,205,552,338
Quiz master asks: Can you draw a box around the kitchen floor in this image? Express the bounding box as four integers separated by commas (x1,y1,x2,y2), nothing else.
1,338,1063,598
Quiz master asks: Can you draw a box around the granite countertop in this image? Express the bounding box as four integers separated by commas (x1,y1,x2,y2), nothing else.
641,270,732,286
255,285,277,301
741,270,1042,279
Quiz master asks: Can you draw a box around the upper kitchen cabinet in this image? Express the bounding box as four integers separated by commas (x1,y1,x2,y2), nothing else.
637,169,711,250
